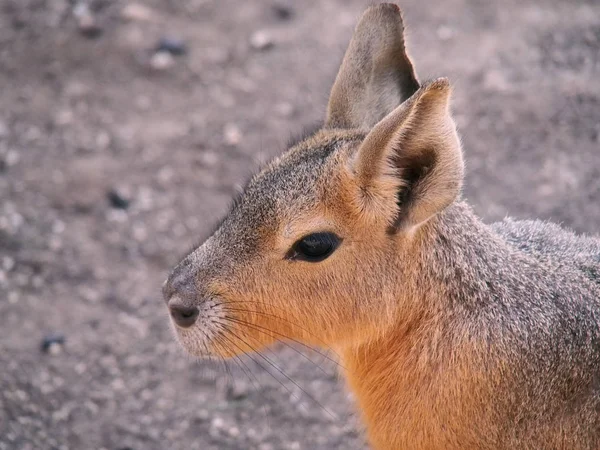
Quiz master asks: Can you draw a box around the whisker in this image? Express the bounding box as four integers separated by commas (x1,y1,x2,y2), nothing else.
212,322,303,408
220,315,340,376
218,304,342,359
213,334,272,426
197,328,233,384
219,323,338,421
217,333,264,393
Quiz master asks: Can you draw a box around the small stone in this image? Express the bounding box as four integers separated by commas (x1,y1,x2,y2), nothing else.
198,151,219,167
120,3,156,22
80,286,101,303
2,256,15,271
64,81,89,98
0,121,8,138
483,69,510,92
78,15,103,39
32,276,44,289
55,109,74,126
155,37,187,56
250,30,274,51
258,444,275,450
4,150,19,167
41,333,65,354
272,3,294,21
436,25,454,41
195,409,210,422
52,220,65,234
107,188,131,210
132,224,147,242
95,131,111,151
150,51,175,71
205,47,230,65
211,416,225,429
157,166,174,184
135,95,151,110
223,123,242,146
226,383,249,401
8,291,18,304
275,102,294,118
74,3,103,39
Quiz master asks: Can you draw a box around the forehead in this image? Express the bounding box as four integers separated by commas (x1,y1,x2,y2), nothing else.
213,129,364,246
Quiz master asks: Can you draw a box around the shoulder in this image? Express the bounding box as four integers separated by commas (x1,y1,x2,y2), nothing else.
492,218,600,281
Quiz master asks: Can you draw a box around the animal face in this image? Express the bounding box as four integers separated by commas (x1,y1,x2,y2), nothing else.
163,3,464,358
163,130,404,357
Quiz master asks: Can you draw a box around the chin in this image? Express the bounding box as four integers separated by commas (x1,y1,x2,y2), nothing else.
170,322,215,358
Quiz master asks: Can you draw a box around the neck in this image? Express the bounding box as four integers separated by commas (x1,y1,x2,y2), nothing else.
340,201,518,449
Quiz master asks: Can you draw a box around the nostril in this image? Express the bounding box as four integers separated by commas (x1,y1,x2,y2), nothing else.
169,304,200,328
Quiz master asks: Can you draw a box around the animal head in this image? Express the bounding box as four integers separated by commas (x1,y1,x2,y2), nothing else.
163,3,464,357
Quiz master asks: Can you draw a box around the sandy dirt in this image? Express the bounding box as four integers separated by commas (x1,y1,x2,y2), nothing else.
1,0,599,449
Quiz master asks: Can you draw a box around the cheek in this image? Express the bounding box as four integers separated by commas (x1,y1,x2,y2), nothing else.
262,259,360,320
223,246,390,328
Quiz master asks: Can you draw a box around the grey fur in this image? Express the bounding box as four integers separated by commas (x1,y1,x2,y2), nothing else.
418,201,600,446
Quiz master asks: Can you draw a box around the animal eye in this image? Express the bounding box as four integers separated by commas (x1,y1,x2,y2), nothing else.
289,232,341,262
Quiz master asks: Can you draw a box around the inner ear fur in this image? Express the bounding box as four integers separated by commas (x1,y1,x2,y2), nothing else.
325,3,419,130
350,78,464,231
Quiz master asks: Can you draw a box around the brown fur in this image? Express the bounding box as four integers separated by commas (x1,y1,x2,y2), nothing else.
163,4,600,449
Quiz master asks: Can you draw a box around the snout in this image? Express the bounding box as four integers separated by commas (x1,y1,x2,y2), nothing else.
168,298,199,328
163,260,202,329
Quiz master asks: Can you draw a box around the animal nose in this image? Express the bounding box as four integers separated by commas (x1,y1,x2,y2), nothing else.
162,259,198,305
169,301,200,328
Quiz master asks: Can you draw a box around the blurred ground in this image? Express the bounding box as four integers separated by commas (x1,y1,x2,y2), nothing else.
0,0,598,449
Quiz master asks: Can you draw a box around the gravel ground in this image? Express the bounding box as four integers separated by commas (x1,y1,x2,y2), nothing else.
0,0,599,449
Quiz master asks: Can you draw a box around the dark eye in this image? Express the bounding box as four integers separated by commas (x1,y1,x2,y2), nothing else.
288,232,341,262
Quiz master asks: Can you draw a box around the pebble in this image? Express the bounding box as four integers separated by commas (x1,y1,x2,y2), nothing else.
120,3,156,22
275,102,294,118
226,383,249,401
436,25,454,41
41,333,65,354
197,151,219,167
55,109,74,126
0,120,8,138
74,3,103,39
135,95,151,111
150,51,175,71
205,47,230,65
258,444,275,450
64,81,89,98
4,150,19,167
250,30,274,51
223,123,242,146
155,37,187,56
195,409,210,422
483,69,510,92
2,256,15,271
272,3,294,21
107,187,131,210
78,15,103,39
95,131,111,151
157,166,174,185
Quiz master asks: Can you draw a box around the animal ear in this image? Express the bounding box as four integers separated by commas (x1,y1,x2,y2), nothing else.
349,78,464,231
325,3,419,130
